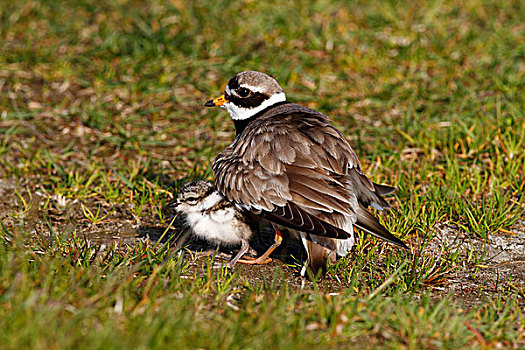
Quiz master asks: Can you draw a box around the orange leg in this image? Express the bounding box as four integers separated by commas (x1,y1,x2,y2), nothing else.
237,226,283,265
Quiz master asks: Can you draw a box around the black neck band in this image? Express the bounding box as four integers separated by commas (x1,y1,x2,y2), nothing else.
233,101,289,136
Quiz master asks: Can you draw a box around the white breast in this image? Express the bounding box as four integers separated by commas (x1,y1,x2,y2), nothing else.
185,207,247,245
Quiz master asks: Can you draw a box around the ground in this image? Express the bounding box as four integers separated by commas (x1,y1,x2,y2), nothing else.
1,0,524,348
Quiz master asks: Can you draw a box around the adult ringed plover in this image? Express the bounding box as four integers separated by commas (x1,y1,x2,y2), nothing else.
205,71,407,276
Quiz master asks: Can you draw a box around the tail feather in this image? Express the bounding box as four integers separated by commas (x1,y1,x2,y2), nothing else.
351,171,394,210
372,182,397,196
355,205,408,249
301,238,336,279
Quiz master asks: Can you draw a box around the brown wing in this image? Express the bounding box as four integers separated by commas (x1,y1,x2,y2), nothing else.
213,103,392,240
258,202,348,239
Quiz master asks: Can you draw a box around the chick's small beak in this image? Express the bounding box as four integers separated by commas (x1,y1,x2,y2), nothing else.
167,200,179,209
204,94,228,107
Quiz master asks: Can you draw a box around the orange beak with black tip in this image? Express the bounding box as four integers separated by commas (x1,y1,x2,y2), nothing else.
204,94,228,107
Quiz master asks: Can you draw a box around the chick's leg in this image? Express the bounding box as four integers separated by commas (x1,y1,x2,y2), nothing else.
237,226,283,265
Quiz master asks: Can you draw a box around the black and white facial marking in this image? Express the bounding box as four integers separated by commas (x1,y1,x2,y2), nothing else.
174,180,252,246
175,180,215,207
221,71,287,121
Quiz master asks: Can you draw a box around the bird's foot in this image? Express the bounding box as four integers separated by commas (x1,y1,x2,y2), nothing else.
192,250,231,260
237,256,273,265
213,261,234,269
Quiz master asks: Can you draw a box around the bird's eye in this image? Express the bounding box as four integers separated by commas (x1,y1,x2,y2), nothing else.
181,196,199,205
184,198,199,205
238,87,251,97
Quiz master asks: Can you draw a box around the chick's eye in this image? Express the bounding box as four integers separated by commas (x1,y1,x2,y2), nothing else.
238,87,251,97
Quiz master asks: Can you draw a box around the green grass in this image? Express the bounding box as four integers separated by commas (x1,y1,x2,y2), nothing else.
1,0,524,348
0,232,522,349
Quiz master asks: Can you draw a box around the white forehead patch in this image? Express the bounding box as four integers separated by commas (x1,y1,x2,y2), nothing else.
226,84,266,97
239,84,265,93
